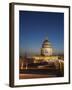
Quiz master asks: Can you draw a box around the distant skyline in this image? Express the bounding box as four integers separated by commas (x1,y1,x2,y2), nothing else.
19,11,64,56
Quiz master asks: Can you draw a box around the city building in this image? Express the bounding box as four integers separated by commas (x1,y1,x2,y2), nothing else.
32,38,58,63
20,38,64,73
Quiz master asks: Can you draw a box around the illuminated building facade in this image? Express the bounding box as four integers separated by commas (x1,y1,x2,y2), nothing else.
20,38,64,72
32,38,58,63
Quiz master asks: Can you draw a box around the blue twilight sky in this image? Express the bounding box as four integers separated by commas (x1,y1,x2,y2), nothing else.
19,11,64,55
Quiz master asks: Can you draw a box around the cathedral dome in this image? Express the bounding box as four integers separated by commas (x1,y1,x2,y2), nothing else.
41,38,53,56
43,39,49,43
42,39,52,48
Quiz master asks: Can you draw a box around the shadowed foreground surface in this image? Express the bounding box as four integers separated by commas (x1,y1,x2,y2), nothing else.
19,69,64,79
19,74,56,79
